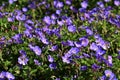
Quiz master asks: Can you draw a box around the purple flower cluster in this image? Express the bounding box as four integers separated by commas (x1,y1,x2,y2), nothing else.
29,44,42,56
18,50,29,65
0,71,15,80
0,0,119,79
99,70,118,80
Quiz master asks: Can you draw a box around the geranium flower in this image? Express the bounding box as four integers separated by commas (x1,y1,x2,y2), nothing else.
81,1,88,8
29,44,42,56
18,55,29,65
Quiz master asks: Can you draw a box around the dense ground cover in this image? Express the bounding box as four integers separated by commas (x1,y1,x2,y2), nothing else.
0,0,120,80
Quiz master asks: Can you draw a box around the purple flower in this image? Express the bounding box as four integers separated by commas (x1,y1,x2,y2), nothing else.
11,26,18,31
15,10,22,15
43,16,51,25
9,0,14,4
48,55,54,63
81,1,88,8
62,53,72,64
42,27,53,35
29,45,42,56
79,37,89,47
67,40,74,46
19,50,27,56
24,23,34,30
104,70,115,79
61,41,68,46
68,47,80,54
104,60,112,67
70,6,78,13
80,16,85,21
26,20,34,25
94,34,101,39
52,28,61,38
0,71,15,80
55,1,63,8
34,59,41,65
57,20,64,26
64,52,73,58
96,38,110,50
7,17,15,22
117,50,120,59
7,39,13,44
5,72,15,80
49,45,58,51
104,0,110,2
28,1,36,9
62,40,74,46
24,29,33,38
99,70,117,80
96,47,106,55
84,13,90,19
35,30,49,45
51,20,56,25
56,10,61,15
90,42,98,51
68,25,76,33
95,54,105,63
65,18,73,25
18,50,29,65
85,28,93,35
18,55,29,65
97,1,104,8
12,34,23,44
80,65,87,71
0,12,3,18
35,30,45,38
82,53,90,58
92,64,101,71
74,41,82,47
53,1,57,7
114,0,120,6
9,0,17,4
51,14,57,20
16,14,26,21
108,55,112,66
0,37,5,45
117,54,120,60
22,7,28,12
45,4,50,8
62,56,71,64
12,34,22,40
79,8,86,13
55,78,61,80
33,46,42,55
0,71,6,79
41,37,49,45
49,63,57,69
88,18,94,23
99,75,106,80
66,0,71,5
